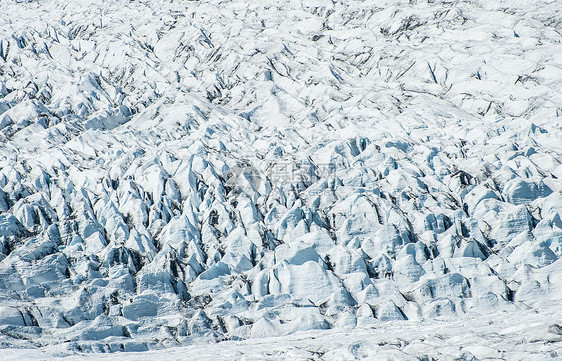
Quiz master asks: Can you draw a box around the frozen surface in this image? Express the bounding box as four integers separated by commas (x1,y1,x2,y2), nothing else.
3,308,562,360
1,0,561,358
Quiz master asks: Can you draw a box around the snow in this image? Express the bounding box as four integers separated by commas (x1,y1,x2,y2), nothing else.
2,308,562,360
1,0,561,358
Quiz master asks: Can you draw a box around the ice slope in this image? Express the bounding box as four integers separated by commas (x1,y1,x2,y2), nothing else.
4,308,562,360
0,0,561,357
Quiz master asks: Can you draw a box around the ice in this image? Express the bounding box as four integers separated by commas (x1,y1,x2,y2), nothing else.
1,0,562,358
0,306,28,327
503,178,552,205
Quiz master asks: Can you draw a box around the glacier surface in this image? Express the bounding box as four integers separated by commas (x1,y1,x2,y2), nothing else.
0,0,561,358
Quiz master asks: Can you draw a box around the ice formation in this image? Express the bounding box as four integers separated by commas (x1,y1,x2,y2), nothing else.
0,0,561,358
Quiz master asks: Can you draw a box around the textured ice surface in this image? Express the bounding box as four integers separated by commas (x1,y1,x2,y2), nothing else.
4,308,562,360
1,0,561,358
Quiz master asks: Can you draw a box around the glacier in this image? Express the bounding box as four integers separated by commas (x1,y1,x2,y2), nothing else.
0,0,561,359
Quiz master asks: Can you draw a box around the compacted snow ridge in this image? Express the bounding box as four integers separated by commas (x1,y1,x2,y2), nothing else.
1,0,561,359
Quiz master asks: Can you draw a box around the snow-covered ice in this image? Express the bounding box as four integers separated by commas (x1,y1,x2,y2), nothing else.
0,0,561,359
4,308,562,360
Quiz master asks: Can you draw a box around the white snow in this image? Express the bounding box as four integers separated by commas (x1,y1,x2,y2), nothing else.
3,308,562,360
0,0,561,359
